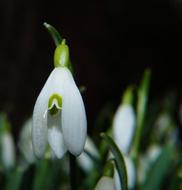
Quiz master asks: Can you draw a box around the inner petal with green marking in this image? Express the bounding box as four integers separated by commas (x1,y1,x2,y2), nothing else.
48,94,62,115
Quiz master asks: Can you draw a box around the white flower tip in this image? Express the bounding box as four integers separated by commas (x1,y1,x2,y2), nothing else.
68,138,86,156
95,176,116,190
48,127,67,159
113,105,136,154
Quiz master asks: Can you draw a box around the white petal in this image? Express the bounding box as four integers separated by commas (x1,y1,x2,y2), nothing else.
47,112,67,159
95,176,116,190
113,105,135,154
32,70,55,158
48,67,74,95
61,68,87,156
32,67,74,158
48,127,67,159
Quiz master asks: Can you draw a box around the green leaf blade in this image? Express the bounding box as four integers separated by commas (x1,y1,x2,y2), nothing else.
101,133,128,190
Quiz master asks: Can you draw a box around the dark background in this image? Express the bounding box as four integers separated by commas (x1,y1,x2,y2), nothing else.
0,0,181,136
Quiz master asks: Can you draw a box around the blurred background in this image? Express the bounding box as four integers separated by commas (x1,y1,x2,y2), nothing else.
0,0,182,138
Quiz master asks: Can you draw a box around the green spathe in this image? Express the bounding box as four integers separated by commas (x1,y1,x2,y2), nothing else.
54,39,69,68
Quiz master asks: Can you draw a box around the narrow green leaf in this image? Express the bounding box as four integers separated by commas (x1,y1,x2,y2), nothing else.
131,69,151,160
142,143,175,190
43,22,62,46
100,133,128,190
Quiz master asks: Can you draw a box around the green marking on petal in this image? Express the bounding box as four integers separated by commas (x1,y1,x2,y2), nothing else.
48,94,62,115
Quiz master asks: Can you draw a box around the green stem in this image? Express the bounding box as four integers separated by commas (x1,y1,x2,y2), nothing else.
32,159,50,190
5,167,24,190
69,153,78,190
131,69,151,162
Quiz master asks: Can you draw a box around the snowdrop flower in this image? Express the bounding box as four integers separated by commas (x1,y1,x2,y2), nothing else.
95,176,116,190
78,136,99,172
32,40,87,158
113,87,136,155
112,88,136,189
1,131,15,169
138,145,161,183
19,118,35,164
0,114,15,169
113,105,135,154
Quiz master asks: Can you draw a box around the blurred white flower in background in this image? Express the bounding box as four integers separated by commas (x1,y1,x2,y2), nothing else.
19,118,35,164
78,136,99,172
95,176,116,190
1,130,15,169
112,87,136,189
0,114,15,170
113,104,136,155
138,145,161,183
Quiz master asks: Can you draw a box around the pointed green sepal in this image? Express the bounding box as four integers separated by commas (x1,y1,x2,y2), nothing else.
131,69,151,161
122,86,135,105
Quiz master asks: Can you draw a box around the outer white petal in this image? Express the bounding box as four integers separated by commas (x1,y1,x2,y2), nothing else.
113,105,135,154
19,118,35,163
33,67,77,158
95,176,116,190
60,68,87,156
47,112,67,159
77,136,99,172
114,156,136,190
32,69,57,158
1,132,15,169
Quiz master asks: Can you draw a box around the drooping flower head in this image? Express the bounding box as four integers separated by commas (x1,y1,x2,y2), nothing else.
32,38,87,159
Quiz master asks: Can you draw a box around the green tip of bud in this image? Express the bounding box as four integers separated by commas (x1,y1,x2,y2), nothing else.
140,68,151,89
103,160,115,177
0,113,11,133
122,86,135,105
54,39,69,68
